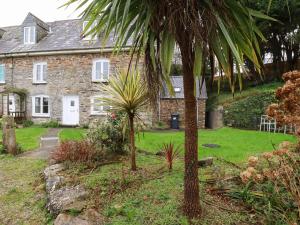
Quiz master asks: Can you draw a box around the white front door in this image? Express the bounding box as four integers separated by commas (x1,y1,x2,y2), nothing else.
62,96,79,125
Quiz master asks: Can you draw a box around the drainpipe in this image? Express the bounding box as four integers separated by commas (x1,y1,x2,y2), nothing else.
158,93,161,121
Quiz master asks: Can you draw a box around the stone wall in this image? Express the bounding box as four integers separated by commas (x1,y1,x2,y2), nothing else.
0,52,145,125
158,98,206,129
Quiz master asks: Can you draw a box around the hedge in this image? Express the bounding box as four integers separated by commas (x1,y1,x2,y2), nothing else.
223,91,276,129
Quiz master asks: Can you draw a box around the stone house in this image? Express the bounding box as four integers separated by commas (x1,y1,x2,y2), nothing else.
0,12,207,127
157,76,207,129
0,13,140,126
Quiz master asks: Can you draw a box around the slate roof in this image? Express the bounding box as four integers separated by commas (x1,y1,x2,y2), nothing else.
0,13,131,55
161,76,207,99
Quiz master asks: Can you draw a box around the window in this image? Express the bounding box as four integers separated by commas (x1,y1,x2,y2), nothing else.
32,95,50,117
0,65,5,83
174,87,181,93
92,59,109,82
91,96,111,115
82,21,97,40
33,62,47,83
24,26,36,44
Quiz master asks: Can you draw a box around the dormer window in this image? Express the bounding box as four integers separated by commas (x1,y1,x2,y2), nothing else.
24,26,36,44
82,21,97,40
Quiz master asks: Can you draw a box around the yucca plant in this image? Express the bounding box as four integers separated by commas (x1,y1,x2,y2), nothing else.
64,0,275,218
98,70,149,171
162,142,181,171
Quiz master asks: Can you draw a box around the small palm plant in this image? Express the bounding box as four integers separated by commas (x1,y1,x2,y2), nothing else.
162,142,181,171
99,70,149,171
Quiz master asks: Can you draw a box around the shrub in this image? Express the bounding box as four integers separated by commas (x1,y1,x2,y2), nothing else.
232,142,300,224
267,71,300,145
224,91,276,129
52,140,99,163
41,120,60,128
22,120,34,127
87,114,128,154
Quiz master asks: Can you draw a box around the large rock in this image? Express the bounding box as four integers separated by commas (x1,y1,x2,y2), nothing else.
44,164,65,193
44,164,88,216
47,185,88,216
54,213,90,225
54,209,105,225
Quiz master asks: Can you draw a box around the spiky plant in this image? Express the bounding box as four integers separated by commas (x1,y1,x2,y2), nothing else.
162,142,181,171
98,70,149,171
64,0,275,218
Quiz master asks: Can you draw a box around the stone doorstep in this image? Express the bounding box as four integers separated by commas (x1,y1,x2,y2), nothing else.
41,137,59,141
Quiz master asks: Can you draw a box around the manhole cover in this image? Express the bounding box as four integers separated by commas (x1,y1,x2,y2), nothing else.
202,144,220,148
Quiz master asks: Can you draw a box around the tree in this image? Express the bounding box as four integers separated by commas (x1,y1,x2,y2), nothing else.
65,0,268,218
99,70,149,171
247,0,300,78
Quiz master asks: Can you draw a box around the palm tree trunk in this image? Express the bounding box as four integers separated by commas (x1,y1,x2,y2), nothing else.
129,115,137,171
179,41,201,218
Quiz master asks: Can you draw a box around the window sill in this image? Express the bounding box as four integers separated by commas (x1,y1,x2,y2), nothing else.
92,79,109,83
33,81,47,84
0,82,6,84
32,114,50,118
90,112,107,116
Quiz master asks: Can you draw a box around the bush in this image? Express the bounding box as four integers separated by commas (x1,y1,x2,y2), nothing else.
41,120,60,128
232,142,300,224
22,120,34,127
52,140,99,163
87,114,128,154
223,91,276,129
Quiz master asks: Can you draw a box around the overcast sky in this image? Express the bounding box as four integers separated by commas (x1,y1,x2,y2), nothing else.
0,0,82,27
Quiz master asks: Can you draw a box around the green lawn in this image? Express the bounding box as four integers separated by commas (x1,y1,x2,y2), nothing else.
59,128,87,141
136,127,296,162
60,127,296,162
0,127,47,152
15,127,48,151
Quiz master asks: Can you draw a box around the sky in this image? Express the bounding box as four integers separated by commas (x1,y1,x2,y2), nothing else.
0,0,82,27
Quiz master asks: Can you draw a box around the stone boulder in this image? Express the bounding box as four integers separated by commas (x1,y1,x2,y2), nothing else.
44,164,65,193
54,209,105,225
47,185,88,216
54,213,90,225
198,157,214,167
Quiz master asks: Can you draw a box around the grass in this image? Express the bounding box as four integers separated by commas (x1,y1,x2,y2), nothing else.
0,155,50,224
15,127,48,151
59,128,87,141
136,127,296,162
66,154,250,225
59,127,296,162
0,127,47,152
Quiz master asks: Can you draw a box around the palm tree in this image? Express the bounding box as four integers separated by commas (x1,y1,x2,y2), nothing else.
99,70,149,171
64,0,274,218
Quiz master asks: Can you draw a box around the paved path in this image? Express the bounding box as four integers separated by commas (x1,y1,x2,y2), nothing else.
19,128,61,160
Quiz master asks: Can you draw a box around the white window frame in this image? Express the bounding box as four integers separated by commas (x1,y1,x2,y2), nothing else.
33,62,47,84
90,96,111,115
32,95,50,117
82,21,98,40
24,26,36,44
0,64,5,84
92,59,110,82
